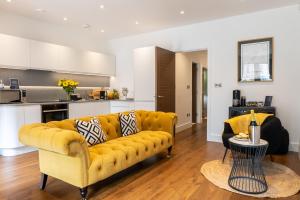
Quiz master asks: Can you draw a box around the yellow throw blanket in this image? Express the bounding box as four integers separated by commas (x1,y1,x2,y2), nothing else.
225,113,273,135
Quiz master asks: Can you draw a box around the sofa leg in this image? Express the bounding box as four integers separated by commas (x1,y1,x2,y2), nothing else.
167,146,172,158
222,148,228,163
39,173,48,190
80,187,88,200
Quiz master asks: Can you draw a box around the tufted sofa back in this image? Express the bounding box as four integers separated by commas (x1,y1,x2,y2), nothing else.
46,110,176,141
135,110,176,133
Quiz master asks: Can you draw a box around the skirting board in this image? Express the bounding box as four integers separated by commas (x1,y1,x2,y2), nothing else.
0,146,37,157
176,122,193,133
207,133,222,143
289,142,299,152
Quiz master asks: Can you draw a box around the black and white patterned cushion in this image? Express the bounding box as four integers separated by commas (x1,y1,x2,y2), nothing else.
75,118,106,146
119,112,138,136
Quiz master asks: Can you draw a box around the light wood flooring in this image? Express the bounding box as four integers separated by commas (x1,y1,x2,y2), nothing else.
0,123,299,200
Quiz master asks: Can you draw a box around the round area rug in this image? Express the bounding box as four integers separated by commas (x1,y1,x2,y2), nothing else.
200,160,300,198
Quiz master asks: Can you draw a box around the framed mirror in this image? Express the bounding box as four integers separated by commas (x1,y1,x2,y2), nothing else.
238,38,273,82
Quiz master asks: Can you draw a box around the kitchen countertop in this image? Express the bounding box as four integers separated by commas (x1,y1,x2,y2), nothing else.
0,98,134,106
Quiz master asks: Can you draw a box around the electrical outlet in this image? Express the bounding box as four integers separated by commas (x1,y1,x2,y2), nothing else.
214,83,222,88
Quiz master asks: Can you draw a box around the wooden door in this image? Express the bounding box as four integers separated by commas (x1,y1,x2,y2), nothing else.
155,47,175,112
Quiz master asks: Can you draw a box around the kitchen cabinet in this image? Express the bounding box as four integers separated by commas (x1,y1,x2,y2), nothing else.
134,101,155,111
29,40,60,70
82,51,116,75
24,105,42,124
69,101,110,118
57,45,83,73
0,105,41,155
133,46,175,112
0,33,115,75
0,33,30,69
133,46,156,101
110,101,134,113
30,42,116,74
0,106,25,149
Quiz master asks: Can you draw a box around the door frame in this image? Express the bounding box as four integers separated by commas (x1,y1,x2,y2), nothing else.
202,67,208,120
176,47,211,141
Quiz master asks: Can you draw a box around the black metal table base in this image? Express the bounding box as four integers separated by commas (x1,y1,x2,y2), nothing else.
228,139,268,194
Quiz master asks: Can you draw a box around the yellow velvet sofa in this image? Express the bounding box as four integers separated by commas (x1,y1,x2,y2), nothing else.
19,110,177,199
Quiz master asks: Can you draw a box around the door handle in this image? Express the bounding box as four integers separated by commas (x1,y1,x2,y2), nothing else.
157,96,164,98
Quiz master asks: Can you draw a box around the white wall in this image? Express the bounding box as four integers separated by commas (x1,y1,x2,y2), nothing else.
0,11,109,53
108,6,300,151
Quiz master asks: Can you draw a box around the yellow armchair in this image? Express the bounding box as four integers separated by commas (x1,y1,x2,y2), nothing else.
19,110,177,199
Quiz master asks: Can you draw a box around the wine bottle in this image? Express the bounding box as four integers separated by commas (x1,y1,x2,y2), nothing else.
249,110,258,126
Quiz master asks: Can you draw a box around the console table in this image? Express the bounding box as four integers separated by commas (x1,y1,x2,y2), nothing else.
229,106,276,118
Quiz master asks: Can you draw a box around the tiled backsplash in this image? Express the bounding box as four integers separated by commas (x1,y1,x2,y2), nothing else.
0,68,110,101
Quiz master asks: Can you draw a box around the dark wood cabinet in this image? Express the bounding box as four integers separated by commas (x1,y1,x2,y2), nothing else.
229,106,276,118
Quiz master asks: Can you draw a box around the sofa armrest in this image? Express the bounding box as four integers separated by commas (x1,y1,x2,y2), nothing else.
19,123,87,156
136,111,177,135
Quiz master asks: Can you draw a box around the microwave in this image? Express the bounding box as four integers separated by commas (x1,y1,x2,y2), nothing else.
0,89,21,103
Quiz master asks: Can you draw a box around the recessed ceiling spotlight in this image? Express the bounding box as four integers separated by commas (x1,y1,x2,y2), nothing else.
6,0,12,3
135,21,139,25
180,10,185,15
63,17,68,21
82,24,91,29
100,4,104,9
100,29,105,33
35,8,46,12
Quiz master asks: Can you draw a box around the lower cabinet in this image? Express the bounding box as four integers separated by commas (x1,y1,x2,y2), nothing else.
0,105,41,152
134,101,156,111
110,101,135,113
69,102,110,118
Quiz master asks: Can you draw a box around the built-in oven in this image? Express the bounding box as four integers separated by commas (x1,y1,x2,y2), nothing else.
41,103,69,123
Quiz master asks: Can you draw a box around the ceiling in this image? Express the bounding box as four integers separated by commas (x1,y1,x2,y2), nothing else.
0,0,299,40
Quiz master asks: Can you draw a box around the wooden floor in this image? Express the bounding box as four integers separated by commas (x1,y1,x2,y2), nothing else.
1,123,300,200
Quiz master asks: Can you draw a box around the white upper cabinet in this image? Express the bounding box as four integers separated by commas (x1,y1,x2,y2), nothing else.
82,51,116,75
29,40,60,71
0,33,29,69
57,45,83,73
0,33,115,75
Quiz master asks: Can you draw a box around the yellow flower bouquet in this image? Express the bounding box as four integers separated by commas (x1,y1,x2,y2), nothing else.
58,79,79,99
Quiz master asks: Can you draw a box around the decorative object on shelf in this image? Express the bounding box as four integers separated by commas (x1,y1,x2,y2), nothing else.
240,96,246,106
121,87,128,99
264,96,273,106
58,79,79,100
246,101,258,107
238,37,273,82
232,90,241,107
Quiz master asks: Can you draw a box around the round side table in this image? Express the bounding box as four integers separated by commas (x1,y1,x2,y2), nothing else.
228,138,269,194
